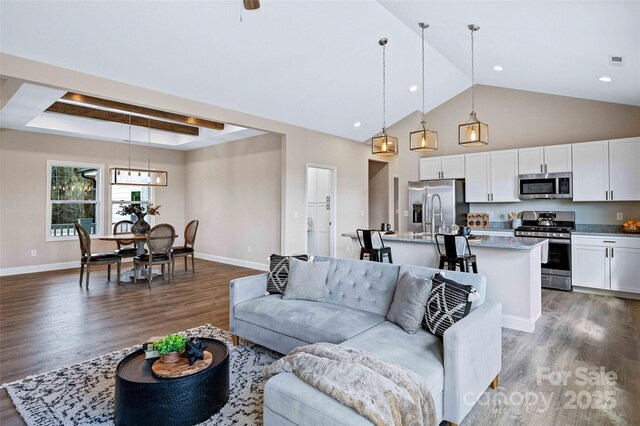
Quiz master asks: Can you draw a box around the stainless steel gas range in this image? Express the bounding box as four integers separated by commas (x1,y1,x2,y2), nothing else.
514,211,576,291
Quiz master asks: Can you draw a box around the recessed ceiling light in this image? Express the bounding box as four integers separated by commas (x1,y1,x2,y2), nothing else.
353,122,361,128
493,65,503,71
409,85,418,92
598,76,613,82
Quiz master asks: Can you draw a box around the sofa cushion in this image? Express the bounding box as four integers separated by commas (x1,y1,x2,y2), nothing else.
234,295,385,344
283,258,330,302
267,254,309,294
398,264,487,311
386,272,433,334
340,321,444,394
314,256,399,316
423,273,476,338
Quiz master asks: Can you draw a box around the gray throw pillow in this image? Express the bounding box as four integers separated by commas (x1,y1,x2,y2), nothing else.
282,257,330,302
386,272,433,334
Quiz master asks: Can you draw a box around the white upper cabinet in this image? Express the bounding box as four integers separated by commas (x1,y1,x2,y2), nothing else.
441,155,465,179
464,153,491,202
572,140,610,201
518,144,572,174
418,157,441,180
609,137,640,201
544,144,572,173
518,147,544,174
419,155,465,180
490,150,520,202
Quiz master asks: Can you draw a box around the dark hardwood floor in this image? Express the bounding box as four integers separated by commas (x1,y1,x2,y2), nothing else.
1,260,639,425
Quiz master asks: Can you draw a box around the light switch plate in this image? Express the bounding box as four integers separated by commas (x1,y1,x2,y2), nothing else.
403,210,409,217
617,212,623,221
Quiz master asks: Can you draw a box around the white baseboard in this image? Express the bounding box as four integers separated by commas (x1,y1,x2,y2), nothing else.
502,314,536,333
573,286,640,301
0,258,134,277
0,261,80,277
194,252,269,272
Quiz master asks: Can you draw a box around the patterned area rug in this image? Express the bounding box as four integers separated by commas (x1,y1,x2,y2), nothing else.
1,324,281,426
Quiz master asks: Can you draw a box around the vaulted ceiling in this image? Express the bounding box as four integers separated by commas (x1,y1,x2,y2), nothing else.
1,1,638,146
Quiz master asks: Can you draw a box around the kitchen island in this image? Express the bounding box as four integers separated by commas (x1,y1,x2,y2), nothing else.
342,232,548,332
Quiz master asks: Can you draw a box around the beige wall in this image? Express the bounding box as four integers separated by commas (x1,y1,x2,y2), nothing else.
0,54,371,259
368,160,390,228
391,86,640,229
185,133,282,266
0,129,186,269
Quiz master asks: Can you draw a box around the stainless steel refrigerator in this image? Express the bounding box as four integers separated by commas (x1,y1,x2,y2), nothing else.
408,180,468,234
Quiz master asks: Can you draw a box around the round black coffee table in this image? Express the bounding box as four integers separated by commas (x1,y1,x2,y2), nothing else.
114,338,229,426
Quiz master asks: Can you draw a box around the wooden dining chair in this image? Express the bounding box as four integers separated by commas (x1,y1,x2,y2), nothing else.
75,224,122,289
172,220,199,276
134,223,176,287
112,220,139,258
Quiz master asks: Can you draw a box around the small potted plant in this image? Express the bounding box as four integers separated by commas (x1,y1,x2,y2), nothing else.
154,334,188,363
117,203,161,235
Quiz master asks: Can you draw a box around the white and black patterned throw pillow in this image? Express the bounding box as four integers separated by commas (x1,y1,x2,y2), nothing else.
266,254,309,294
422,273,478,338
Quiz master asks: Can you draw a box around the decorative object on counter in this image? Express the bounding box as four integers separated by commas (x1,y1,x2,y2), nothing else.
371,38,398,156
466,213,489,229
117,203,161,235
181,338,209,366
450,224,460,234
458,225,471,236
380,222,391,231
154,333,188,364
110,115,168,186
458,25,489,147
509,212,523,229
623,220,640,233
410,22,438,152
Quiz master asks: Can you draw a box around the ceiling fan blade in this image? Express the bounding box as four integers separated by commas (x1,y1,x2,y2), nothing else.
243,0,260,10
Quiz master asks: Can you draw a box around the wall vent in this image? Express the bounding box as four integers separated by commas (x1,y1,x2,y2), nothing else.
609,55,625,67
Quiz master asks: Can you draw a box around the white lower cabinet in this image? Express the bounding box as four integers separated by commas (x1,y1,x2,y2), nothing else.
572,235,640,294
610,247,640,293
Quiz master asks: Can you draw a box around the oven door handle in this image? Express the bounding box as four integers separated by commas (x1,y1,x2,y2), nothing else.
548,238,570,244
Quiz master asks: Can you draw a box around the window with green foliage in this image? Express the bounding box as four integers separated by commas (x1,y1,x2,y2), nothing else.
47,161,102,238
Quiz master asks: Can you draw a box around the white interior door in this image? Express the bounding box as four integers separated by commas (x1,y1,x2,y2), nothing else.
307,166,334,256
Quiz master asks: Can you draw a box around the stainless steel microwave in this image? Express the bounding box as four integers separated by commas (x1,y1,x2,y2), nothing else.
518,172,572,199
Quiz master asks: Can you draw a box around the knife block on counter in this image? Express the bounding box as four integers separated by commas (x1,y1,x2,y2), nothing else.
466,213,490,229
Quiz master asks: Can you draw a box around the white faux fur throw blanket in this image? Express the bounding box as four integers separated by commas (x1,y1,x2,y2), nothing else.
263,343,436,426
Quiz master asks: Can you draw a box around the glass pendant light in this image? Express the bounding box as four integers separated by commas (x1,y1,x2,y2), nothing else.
371,38,398,155
458,24,489,147
410,22,438,152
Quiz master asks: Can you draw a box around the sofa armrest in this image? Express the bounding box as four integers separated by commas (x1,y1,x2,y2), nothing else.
229,273,269,334
443,301,502,425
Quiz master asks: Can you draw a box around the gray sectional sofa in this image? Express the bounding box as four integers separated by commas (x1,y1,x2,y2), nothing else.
229,256,502,426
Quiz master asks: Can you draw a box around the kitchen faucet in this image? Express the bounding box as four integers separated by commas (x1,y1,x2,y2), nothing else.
430,193,443,239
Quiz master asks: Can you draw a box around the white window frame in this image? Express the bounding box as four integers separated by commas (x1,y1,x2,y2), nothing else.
46,160,105,242
107,165,156,233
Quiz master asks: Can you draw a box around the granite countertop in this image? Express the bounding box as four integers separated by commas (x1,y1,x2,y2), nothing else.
572,224,640,238
342,232,548,250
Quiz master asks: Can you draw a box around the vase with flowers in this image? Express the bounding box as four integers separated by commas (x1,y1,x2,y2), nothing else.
117,203,161,235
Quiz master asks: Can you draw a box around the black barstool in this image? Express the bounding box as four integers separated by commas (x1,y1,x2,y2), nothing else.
356,229,393,264
435,233,478,273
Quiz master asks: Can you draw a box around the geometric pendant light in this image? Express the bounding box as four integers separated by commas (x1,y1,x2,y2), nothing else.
458,24,489,147
371,38,398,155
410,22,438,152
110,115,168,186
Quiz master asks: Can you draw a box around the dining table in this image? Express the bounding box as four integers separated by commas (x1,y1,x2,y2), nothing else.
99,233,178,282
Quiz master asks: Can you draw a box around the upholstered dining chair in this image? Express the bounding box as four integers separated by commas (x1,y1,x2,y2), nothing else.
172,219,199,276
75,224,122,289
134,223,176,287
112,220,139,258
